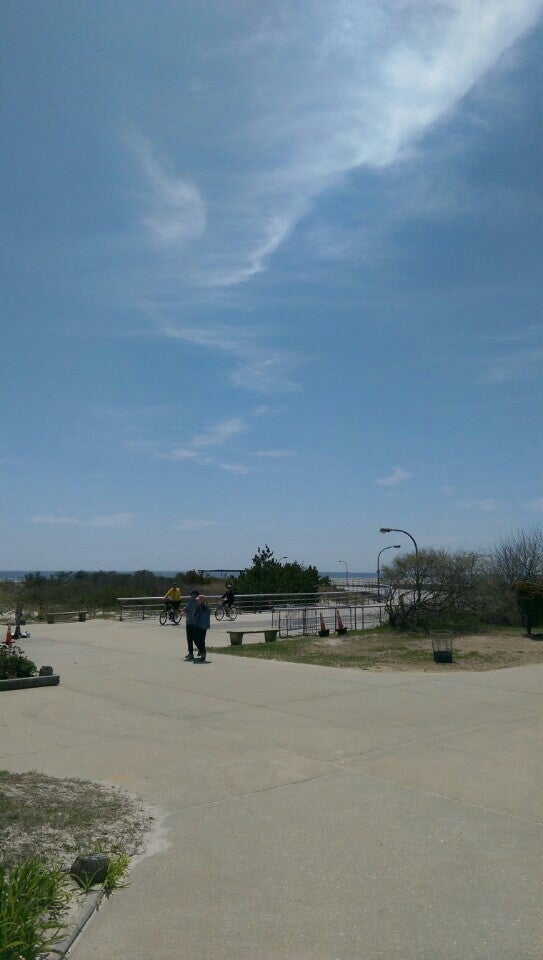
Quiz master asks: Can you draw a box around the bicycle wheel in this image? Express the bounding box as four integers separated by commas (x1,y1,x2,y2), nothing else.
159,609,168,625
171,609,182,625
227,605,238,621
214,606,225,621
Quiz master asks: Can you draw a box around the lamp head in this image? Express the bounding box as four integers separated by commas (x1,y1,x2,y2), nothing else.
394,545,401,549
380,528,391,534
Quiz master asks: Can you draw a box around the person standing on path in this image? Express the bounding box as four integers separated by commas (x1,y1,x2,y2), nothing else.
193,595,211,663
183,589,200,660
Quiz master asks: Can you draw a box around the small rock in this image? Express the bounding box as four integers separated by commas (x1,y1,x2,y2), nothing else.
39,666,54,676
70,854,110,887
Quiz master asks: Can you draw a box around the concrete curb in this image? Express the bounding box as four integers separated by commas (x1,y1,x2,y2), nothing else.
0,674,60,691
50,888,105,959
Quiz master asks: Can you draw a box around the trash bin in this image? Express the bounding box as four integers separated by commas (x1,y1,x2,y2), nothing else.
431,632,454,663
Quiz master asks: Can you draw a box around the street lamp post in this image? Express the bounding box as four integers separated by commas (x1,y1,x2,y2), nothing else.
338,560,349,592
377,545,401,601
380,527,421,609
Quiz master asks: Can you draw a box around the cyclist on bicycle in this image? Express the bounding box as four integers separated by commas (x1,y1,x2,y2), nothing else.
220,585,235,611
163,584,182,618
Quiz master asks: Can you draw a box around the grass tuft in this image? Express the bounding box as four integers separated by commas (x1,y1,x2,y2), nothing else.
0,859,70,960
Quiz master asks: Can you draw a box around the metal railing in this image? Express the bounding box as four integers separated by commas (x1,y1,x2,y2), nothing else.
232,591,380,612
273,603,384,638
117,596,166,620
117,591,382,621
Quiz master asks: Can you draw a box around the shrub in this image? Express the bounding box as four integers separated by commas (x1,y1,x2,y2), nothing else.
234,546,324,595
0,859,70,960
383,548,487,631
0,645,37,680
513,581,543,634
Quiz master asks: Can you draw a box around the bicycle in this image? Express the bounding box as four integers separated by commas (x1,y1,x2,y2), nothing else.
159,604,182,626
214,602,238,621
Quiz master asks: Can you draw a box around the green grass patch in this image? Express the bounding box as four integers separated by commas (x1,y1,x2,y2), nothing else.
209,624,541,672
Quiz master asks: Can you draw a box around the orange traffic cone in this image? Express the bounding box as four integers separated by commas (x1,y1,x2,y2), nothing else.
335,610,347,635
5,625,13,646
318,612,329,637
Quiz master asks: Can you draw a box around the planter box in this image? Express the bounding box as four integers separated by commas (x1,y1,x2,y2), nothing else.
0,675,60,692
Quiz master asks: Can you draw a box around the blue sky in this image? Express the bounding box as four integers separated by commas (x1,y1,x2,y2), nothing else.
2,1,542,572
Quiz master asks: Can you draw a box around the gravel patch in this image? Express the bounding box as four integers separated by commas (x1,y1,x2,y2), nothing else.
0,770,153,870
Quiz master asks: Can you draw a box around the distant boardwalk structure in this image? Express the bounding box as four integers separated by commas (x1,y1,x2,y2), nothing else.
200,569,242,579
330,577,383,595
330,577,377,587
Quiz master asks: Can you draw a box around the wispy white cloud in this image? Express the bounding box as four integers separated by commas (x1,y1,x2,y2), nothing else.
123,3,542,394
85,513,135,528
216,462,251,475
30,515,79,526
524,498,543,512
481,325,543,343
252,449,294,459
377,467,413,487
158,319,301,393
481,346,543,384
251,405,286,418
191,418,245,448
159,417,252,474
455,499,504,511
164,447,211,464
30,513,135,528
177,518,227,530
133,2,543,289
131,136,206,248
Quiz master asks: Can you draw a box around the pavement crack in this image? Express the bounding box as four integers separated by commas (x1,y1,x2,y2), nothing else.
162,769,338,818
339,767,543,827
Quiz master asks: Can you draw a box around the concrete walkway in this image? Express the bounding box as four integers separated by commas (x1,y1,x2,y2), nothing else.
2,618,542,959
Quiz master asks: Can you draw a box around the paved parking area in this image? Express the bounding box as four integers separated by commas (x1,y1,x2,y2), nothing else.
2,618,542,959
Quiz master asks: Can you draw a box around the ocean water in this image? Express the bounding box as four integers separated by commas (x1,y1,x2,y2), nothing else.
0,571,43,580
0,569,377,581
323,572,376,579
0,570,192,577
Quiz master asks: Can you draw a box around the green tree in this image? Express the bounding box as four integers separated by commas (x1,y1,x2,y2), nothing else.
233,546,324,596
182,569,212,586
512,581,543,635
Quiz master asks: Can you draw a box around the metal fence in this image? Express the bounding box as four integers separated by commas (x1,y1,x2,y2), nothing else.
117,591,382,620
234,591,382,612
117,597,165,620
272,603,384,638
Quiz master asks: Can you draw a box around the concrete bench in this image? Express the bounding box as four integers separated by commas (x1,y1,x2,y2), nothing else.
46,611,87,624
228,629,278,645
